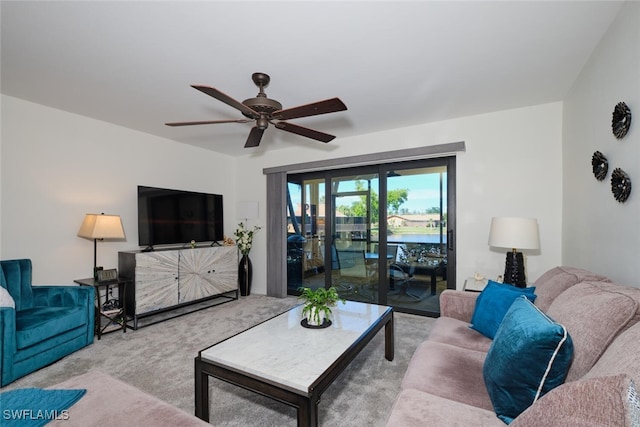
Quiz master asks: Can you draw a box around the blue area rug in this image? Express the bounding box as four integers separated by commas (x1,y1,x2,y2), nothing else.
1,388,86,426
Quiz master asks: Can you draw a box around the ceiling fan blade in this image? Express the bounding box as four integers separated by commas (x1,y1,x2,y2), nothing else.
245,127,265,148
165,119,251,127
274,121,336,143
272,98,347,120
191,85,260,119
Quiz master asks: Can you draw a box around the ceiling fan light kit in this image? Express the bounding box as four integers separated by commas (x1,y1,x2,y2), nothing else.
166,72,347,148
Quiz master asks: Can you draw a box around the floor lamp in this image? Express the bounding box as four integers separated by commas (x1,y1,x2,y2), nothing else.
78,213,126,279
488,217,539,288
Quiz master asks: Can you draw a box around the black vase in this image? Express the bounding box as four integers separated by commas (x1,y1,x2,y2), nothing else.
238,254,253,296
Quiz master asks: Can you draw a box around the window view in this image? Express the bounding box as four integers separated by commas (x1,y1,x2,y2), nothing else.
286,160,452,317
384,167,448,315
330,173,379,303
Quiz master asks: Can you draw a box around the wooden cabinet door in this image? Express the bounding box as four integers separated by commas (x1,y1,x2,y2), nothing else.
134,251,180,314
178,246,238,303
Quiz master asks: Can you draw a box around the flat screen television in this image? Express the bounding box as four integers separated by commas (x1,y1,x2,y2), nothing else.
137,185,223,249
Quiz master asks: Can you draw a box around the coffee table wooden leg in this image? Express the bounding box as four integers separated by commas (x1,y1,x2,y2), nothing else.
194,358,209,421
385,311,394,361
298,397,319,427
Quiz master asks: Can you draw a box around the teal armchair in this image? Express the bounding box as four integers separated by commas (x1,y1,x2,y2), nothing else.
0,259,94,386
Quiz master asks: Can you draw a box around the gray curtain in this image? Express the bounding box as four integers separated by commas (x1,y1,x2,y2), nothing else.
265,172,288,297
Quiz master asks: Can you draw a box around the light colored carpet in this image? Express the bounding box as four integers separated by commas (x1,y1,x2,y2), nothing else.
3,295,434,426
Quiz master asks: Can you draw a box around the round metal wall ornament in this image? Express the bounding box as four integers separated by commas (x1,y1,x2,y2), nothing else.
612,102,631,139
591,151,608,181
611,168,631,203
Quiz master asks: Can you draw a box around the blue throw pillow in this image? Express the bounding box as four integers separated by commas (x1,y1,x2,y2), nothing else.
470,280,536,339
483,296,573,424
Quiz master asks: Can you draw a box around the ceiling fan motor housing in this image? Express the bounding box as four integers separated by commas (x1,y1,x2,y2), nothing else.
241,72,282,119
241,95,283,118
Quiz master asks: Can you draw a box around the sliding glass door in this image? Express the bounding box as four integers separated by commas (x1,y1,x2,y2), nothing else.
330,170,379,303
286,177,326,292
286,157,455,317
381,164,450,315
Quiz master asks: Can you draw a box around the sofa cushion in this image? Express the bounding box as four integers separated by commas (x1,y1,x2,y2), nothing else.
385,388,505,427
588,281,640,327
532,266,610,312
427,316,492,353
546,281,638,382
470,280,536,339
483,296,573,424
401,340,494,411
584,321,640,386
509,374,639,427
16,306,88,349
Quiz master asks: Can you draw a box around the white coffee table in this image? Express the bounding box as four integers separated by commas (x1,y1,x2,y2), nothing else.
194,300,394,426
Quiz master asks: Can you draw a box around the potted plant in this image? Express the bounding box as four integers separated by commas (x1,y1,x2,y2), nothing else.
298,286,345,327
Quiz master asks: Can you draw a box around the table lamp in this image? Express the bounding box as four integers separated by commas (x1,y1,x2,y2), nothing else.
488,217,539,287
78,213,126,279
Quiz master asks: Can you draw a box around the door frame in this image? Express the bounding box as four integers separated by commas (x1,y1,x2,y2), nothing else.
264,142,464,303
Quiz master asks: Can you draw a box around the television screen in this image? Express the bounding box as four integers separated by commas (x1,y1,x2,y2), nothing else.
137,186,223,249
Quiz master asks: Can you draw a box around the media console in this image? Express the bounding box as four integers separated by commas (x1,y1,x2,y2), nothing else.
118,245,238,329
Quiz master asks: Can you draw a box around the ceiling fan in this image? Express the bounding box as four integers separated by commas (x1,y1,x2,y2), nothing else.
166,72,347,148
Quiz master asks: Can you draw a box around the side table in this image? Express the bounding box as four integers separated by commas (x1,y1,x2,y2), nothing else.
74,277,130,339
463,277,488,292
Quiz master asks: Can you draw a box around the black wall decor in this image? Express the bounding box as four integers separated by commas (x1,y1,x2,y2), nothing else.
593,103,633,204
611,168,631,203
591,151,608,181
612,102,632,139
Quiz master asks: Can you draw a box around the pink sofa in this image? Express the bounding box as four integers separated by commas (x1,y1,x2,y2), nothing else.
47,370,209,427
386,266,640,426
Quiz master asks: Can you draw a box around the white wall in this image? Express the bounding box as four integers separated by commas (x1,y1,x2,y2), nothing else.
563,1,640,286
1,100,564,294
237,102,564,294
1,95,237,284
0,97,3,260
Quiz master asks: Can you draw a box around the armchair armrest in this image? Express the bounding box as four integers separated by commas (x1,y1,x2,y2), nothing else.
32,285,94,308
439,290,478,323
1,307,17,385
31,285,95,346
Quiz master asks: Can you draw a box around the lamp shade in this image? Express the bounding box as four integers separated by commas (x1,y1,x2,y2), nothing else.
78,214,126,240
488,217,539,250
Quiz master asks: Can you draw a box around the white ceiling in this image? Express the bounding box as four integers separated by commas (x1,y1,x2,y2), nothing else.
1,1,624,157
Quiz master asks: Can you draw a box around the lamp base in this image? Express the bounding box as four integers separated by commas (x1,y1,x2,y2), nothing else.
94,266,103,280
503,252,526,288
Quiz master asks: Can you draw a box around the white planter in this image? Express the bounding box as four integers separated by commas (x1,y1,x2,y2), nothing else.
305,305,326,326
